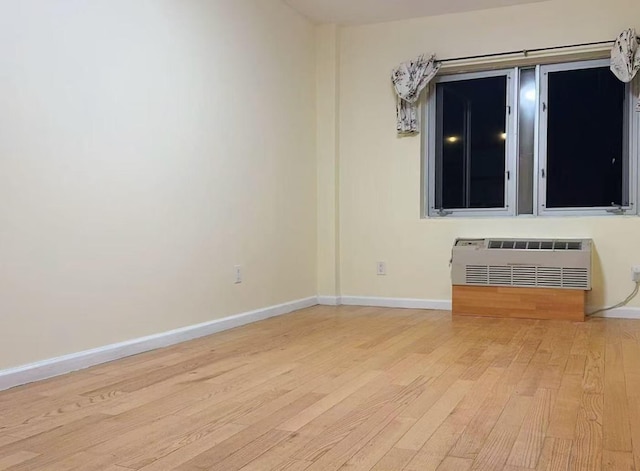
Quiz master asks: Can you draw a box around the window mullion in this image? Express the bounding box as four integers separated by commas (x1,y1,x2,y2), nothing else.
506,69,518,216
532,65,542,216
537,67,549,215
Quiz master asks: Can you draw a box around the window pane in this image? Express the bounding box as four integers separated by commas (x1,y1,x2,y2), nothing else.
435,76,507,209
518,68,536,215
545,67,626,208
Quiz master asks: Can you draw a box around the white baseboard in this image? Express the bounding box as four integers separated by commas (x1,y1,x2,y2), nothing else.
317,296,342,306
329,296,640,319
340,296,452,311
588,306,640,319
318,295,450,310
4,294,637,392
0,296,318,392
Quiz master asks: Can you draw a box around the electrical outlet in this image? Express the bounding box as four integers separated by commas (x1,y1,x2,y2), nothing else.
633,266,640,282
234,265,243,284
377,261,387,276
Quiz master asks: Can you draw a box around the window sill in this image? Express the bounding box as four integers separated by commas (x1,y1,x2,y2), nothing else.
423,210,638,219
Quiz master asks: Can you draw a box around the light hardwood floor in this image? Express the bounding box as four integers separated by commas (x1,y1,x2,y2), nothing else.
0,305,639,470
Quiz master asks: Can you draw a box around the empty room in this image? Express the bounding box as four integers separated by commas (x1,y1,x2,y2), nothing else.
1,0,640,470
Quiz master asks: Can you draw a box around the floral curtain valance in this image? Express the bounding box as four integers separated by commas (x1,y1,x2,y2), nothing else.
392,54,440,135
611,28,640,86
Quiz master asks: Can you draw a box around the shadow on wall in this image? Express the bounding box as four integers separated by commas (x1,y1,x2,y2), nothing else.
587,244,605,310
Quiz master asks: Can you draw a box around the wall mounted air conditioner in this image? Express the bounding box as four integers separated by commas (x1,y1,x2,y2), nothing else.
451,238,592,321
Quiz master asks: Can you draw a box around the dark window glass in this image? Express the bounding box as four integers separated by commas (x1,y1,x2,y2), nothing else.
546,67,626,208
435,76,507,209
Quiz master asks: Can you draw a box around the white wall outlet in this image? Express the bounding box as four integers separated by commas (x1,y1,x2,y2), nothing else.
633,266,640,282
376,261,387,276
234,265,243,284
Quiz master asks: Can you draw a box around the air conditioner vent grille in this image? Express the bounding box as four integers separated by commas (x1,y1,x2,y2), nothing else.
465,265,488,285
489,266,512,285
487,240,583,250
512,266,537,286
465,265,589,289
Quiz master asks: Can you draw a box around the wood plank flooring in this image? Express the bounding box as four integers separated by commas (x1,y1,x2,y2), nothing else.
0,305,639,470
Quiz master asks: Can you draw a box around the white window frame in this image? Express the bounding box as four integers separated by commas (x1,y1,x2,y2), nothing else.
422,59,640,219
537,59,639,216
423,69,518,218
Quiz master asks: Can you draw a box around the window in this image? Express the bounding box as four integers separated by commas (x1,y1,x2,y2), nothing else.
426,70,516,217
539,61,633,214
424,59,639,217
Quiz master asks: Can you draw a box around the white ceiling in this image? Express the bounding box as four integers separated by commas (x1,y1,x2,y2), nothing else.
283,0,546,25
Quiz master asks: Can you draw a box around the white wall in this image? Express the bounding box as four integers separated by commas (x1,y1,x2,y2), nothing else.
0,0,317,370
330,0,640,308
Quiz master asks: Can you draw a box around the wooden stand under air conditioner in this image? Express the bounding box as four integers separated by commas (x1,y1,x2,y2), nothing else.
450,238,591,322
452,286,586,322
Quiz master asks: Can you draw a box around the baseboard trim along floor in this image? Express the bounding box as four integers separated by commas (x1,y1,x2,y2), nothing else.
3,294,638,391
319,295,640,319
0,296,318,392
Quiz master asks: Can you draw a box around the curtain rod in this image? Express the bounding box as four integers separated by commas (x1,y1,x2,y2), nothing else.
438,38,640,64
